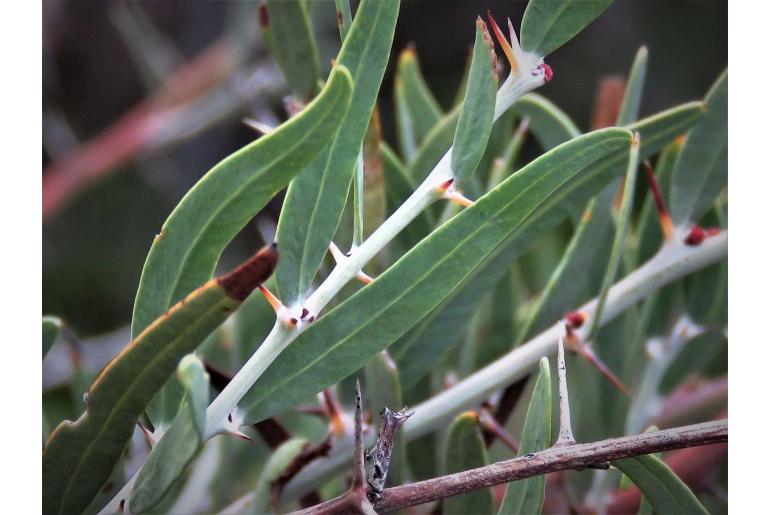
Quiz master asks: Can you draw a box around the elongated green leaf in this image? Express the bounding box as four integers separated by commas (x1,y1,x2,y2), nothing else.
517,187,614,343
670,71,727,225
130,355,212,513
274,0,400,305
131,66,352,340
616,46,648,126
43,316,62,360
261,0,320,100
395,47,444,162
499,358,552,515
251,438,308,514
451,21,498,183
512,93,580,150
392,102,703,388
443,412,493,514
474,268,516,368
43,248,277,515
614,454,708,515
132,66,351,425
362,111,387,242
334,0,353,40
585,134,639,340
382,142,434,250
408,106,461,182
241,128,632,423
520,0,614,57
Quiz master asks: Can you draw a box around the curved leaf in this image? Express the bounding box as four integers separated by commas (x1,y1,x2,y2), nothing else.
443,412,493,514
240,128,633,423
520,0,614,57
512,93,580,150
392,102,703,388
614,454,708,515
274,0,400,305
670,71,727,225
395,47,443,162
43,247,277,515
131,65,352,339
616,46,648,126
130,355,211,513
131,65,352,425
499,357,552,515
261,0,320,100
451,20,498,184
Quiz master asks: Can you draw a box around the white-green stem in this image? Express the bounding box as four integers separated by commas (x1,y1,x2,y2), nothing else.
99,68,543,515
265,231,727,503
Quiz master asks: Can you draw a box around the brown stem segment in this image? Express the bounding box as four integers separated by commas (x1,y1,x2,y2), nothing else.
370,420,726,513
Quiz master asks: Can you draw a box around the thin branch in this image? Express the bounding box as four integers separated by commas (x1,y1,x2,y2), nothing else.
373,420,726,513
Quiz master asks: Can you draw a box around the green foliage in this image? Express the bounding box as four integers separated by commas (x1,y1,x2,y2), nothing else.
499,358,552,515
451,22,498,183
614,454,709,514
42,2,727,513
274,0,399,305
44,276,246,515
240,128,633,423
670,71,728,225
521,0,614,56
130,359,209,512
260,0,320,100
443,413,494,514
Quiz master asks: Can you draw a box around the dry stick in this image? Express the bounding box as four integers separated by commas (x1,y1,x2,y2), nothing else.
478,409,519,453
370,420,726,513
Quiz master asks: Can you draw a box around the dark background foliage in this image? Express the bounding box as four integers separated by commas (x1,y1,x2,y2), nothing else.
42,0,727,335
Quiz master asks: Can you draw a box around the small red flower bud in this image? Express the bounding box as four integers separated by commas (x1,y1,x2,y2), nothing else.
539,63,553,82
565,311,585,329
705,226,721,236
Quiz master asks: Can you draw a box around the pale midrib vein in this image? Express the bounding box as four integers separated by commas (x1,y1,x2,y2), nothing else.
59,295,230,513
295,3,385,299
394,140,628,361
249,138,622,410
153,90,344,329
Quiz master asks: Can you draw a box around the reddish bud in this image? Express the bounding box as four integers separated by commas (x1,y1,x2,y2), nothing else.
539,63,553,82
684,226,706,246
705,226,722,236
565,311,585,329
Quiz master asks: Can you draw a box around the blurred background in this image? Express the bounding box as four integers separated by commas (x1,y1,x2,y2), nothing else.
42,0,726,344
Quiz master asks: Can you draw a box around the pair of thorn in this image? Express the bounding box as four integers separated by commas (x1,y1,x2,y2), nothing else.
436,178,474,207
329,242,374,285
258,284,303,328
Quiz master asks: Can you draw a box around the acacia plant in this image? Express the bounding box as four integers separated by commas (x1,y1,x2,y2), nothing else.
42,1,727,513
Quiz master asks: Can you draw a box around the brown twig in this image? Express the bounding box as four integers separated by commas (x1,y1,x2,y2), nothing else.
373,420,727,513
